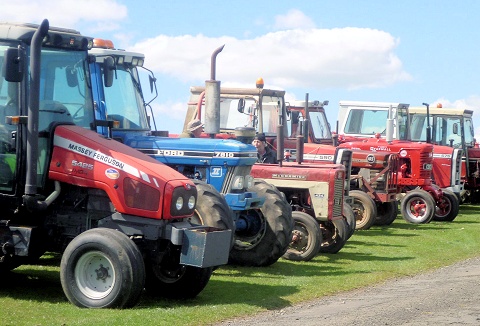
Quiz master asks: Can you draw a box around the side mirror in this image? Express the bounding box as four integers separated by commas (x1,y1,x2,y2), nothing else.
65,66,78,87
453,123,459,135
2,47,24,82
104,56,115,87
237,98,245,113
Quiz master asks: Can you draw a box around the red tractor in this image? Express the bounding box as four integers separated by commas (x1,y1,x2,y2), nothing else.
408,104,470,203
0,20,231,308
185,83,354,261
282,99,400,228
337,101,460,222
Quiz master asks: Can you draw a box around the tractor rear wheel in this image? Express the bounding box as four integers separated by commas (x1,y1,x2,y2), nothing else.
349,190,377,230
433,189,460,222
400,189,436,224
189,180,235,248
282,211,322,262
318,218,348,254
375,201,398,226
60,228,145,308
230,180,293,266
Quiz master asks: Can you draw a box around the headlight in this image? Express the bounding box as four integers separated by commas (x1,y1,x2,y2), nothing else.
175,197,184,210
245,175,254,189
231,176,244,190
188,195,196,209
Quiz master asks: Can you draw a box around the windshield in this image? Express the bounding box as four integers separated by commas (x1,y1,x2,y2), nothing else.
200,94,284,136
344,109,388,135
103,65,149,130
309,110,331,139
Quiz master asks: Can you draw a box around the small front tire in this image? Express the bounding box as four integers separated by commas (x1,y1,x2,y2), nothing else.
60,228,145,309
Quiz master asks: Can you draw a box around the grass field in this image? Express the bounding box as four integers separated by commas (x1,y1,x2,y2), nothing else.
1,205,480,326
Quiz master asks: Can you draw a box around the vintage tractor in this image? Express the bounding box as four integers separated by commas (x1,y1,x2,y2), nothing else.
408,104,469,204
0,20,232,308
337,101,460,222
282,99,400,228
185,82,353,260
89,40,293,266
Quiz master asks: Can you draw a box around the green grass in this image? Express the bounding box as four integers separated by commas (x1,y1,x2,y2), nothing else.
2,205,480,326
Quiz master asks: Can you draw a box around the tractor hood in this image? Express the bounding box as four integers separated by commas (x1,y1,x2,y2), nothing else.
122,135,258,167
49,125,196,219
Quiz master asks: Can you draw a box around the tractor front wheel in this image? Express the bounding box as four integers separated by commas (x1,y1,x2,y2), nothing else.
400,189,436,224
145,260,213,299
282,211,322,262
60,228,145,308
318,218,348,254
343,203,356,240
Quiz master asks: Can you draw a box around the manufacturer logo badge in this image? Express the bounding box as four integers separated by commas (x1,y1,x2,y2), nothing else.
105,168,120,179
366,154,376,164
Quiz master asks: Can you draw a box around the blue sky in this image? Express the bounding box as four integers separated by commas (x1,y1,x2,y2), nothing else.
4,1,480,137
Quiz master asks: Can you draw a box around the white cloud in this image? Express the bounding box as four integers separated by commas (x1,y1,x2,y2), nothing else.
273,9,317,30
1,0,127,33
132,27,411,91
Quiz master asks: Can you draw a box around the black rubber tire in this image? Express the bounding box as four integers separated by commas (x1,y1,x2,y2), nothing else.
433,189,460,222
349,190,377,230
318,218,348,254
343,203,356,240
189,180,235,248
375,201,398,226
60,228,146,308
400,189,436,224
282,211,322,262
145,260,213,300
230,180,293,266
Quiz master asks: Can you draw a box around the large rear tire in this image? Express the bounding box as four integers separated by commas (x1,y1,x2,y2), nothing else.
318,218,348,254
60,228,145,308
400,189,436,224
282,211,322,262
349,190,377,230
189,180,235,248
230,180,293,266
433,189,460,222
375,201,398,226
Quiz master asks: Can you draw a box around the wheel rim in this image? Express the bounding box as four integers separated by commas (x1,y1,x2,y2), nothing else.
234,210,266,251
351,200,368,228
435,196,451,218
406,197,428,220
75,251,115,300
288,222,310,255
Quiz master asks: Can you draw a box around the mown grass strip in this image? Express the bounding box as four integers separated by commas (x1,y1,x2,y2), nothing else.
1,205,479,326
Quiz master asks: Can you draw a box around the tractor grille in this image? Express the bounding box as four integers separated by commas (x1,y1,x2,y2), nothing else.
333,173,344,217
452,149,463,186
419,152,433,179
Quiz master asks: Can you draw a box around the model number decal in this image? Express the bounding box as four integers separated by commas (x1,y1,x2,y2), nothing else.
72,160,94,170
215,152,235,158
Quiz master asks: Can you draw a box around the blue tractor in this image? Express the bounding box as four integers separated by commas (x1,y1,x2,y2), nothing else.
88,39,294,266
